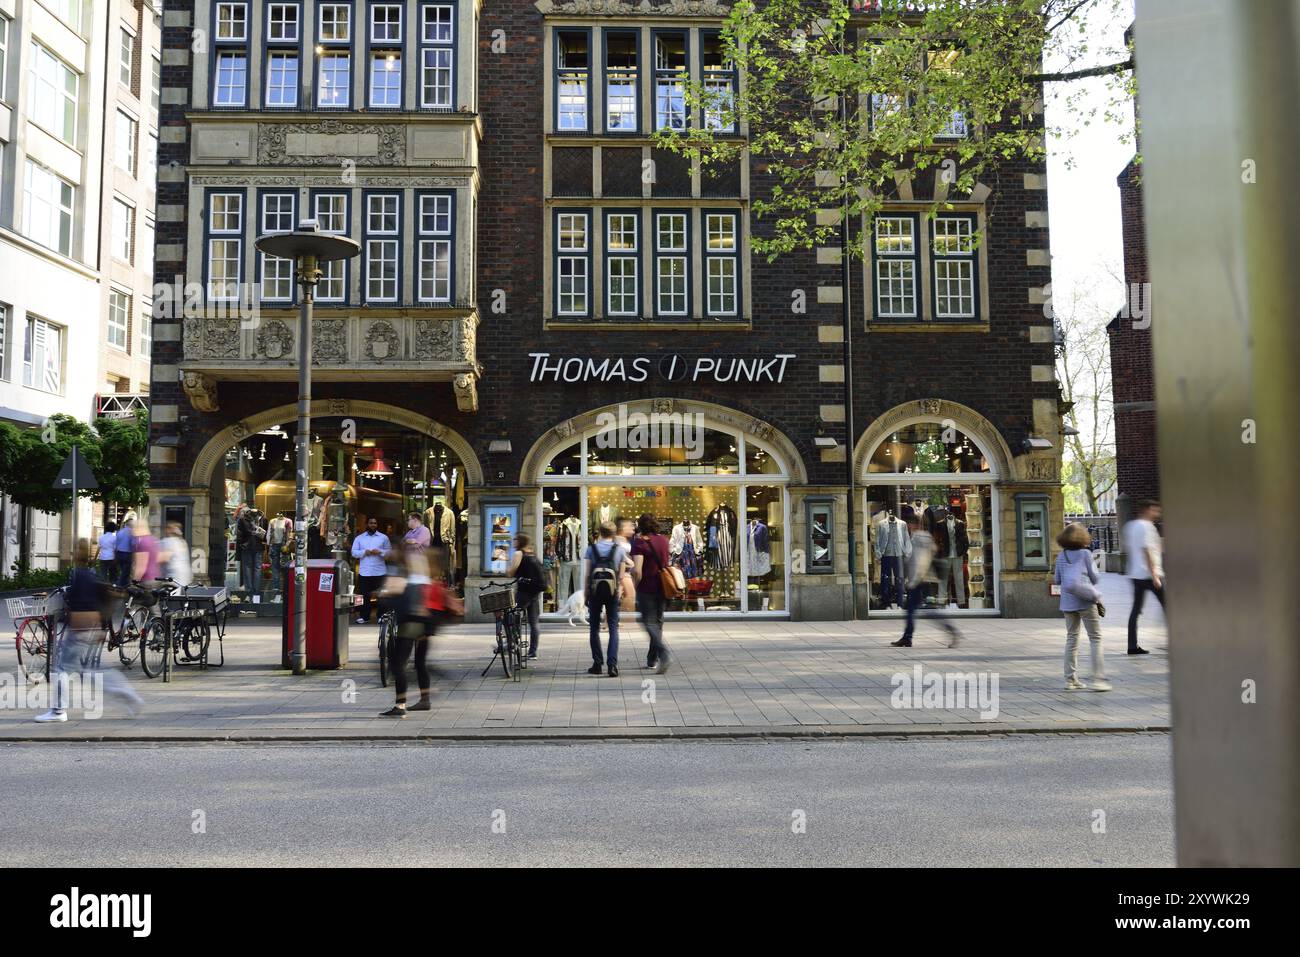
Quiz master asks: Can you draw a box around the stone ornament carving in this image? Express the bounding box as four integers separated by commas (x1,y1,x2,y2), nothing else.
454,373,479,413
182,317,204,356
651,398,675,415
204,319,241,359
364,320,401,362
257,319,293,359
258,120,406,166
456,316,476,363
536,0,730,15
554,420,576,440
412,319,454,360
427,420,448,440
751,418,775,443
181,371,219,412
918,399,944,416
312,319,349,364
1026,458,1058,481
230,420,252,441
325,398,350,416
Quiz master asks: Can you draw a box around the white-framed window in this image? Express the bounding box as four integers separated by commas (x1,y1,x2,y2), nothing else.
28,43,79,145
119,28,135,88
370,3,402,43
420,3,454,108
266,51,299,107
213,50,247,106
140,215,155,279
705,212,738,316
655,212,688,315
702,33,736,132
605,212,638,316
418,193,453,303
23,317,63,393
108,289,130,351
319,3,351,42
556,32,589,131
654,33,687,132
317,52,350,107
268,3,300,42
207,192,243,301
150,55,161,112
111,198,135,263
365,193,400,302
0,303,8,380
216,3,248,41
142,129,158,187
556,212,589,316
932,215,976,319
0,17,9,103
314,193,348,301
874,215,918,318
50,0,80,32
370,52,401,107
115,110,137,175
22,160,74,256
605,32,637,132
260,193,295,301
140,301,153,357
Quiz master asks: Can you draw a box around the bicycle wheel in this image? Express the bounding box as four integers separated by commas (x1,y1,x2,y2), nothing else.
15,619,52,686
138,617,168,679
508,610,526,673
183,617,211,662
378,617,391,688
117,616,142,668
496,622,512,679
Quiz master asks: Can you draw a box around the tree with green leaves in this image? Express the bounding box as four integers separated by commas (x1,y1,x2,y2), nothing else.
0,411,150,516
657,0,1134,260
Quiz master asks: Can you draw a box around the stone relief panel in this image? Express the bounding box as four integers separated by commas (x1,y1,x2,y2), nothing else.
312,319,349,364
257,120,406,166
363,320,402,362
257,319,294,360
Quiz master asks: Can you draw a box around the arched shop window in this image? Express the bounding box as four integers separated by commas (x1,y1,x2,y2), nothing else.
863,419,998,616
533,418,790,617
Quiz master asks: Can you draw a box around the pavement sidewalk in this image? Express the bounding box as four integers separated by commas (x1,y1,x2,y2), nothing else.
0,572,1168,741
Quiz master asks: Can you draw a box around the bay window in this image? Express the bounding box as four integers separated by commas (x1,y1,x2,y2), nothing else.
317,2,352,108
418,192,454,303
605,211,639,316
212,3,248,106
206,191,244,302
265,2,300,108
313,192,349,301
259,192,296,302
555,211,590,316
420,3,454,108
365,193,400,303
654,211,688,316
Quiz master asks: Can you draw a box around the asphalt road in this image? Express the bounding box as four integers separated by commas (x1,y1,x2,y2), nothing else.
0,735,1173,867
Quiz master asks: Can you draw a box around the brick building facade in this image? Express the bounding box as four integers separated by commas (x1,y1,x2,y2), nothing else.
147,0,1065,619
1107,156,1159,507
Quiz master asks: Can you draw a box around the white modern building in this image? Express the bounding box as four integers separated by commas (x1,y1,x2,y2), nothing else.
0,0,160,573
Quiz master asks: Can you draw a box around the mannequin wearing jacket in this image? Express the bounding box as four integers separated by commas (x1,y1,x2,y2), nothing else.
670,520,705,579
555,516,583,600
705,504,738,569
873,512,911,608
931,510,970,606
423,501,457,549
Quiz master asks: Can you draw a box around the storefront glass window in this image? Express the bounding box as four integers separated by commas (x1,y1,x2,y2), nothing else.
867,423,990,474
865,483,994,611
587,424,739,475
745,485,784,610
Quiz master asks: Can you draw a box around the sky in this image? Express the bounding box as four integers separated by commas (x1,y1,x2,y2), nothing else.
1043,0,1137,318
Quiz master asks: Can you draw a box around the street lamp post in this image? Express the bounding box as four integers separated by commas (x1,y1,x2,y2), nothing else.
255,222,360,675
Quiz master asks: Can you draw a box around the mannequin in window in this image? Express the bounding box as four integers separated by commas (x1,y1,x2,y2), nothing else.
931,505,969,607
555,514,583,601
748,517,772,577
873,508,911,609
670,519,704,579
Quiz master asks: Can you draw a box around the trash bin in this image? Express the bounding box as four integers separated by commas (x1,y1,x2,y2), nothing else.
282,558,353,669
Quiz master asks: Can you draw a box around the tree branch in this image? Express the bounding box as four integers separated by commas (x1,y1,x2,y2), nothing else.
1031,59,1134,83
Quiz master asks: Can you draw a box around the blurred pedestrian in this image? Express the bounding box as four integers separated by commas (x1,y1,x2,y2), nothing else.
1055,523,1110,692
630,513,673,673
1123,499,1165,655
379,549,461,717
131,517,162,587
35,539,143,722
584,521,631,677
892,514,962,649
160,522,193,587
351,516,391,624
403,512,431,552
508,533,546,659
114,512,135,588
97,521,118,582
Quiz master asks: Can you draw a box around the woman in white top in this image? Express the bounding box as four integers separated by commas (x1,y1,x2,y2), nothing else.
160,522,193,587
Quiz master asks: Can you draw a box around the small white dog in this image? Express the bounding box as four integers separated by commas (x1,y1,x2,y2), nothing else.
558,590,588,626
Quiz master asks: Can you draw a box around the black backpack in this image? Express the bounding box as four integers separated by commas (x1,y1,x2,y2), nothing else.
515,554,546,599
588,543,619,600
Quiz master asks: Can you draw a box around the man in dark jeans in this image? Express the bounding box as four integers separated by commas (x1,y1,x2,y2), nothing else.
1123,500,1166,654
630,513,673,673
583,522,630,677
350,517,392,624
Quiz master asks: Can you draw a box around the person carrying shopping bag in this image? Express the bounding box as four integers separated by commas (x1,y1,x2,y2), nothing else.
1055,523,1111,692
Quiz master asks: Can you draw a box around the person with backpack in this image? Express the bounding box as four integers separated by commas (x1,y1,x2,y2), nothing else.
583,521,631,677
509,533,547,659
1055,522,1111,692
630,513,676,674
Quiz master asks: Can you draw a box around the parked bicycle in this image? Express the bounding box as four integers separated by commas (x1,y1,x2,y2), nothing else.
377,606,397,687
139,580,211,681
479,581,526,681
106,581,165,670
7,588,68,686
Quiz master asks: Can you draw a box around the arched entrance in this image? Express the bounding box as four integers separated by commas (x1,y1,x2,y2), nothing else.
520,399,805,617
855,400,1013,616
185,401,481,595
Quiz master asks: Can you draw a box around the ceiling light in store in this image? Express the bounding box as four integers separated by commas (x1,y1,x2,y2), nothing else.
360,450,393,477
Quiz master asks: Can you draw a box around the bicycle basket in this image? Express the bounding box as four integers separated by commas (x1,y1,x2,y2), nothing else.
5,591,64,621
478,581,517,614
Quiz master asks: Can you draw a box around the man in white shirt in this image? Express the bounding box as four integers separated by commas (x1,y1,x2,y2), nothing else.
97,522,118,582
350,517,392,624
1123,499,1165,655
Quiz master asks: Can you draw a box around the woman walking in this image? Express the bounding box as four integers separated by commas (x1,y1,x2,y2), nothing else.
508,533,546,659
379,549,432,717
1055,523,1111,692
630,514,673,673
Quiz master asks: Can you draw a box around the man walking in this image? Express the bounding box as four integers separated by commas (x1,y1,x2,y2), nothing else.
891,513,962,649
114,513,135,588
351,517,391,624
97,521,118,583
584,521,630,677
1123,499,1165,655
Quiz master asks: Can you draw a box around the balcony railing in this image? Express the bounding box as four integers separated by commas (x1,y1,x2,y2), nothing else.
95,394,149,419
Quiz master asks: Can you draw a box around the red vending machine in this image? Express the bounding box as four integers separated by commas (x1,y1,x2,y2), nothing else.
282,559,354,669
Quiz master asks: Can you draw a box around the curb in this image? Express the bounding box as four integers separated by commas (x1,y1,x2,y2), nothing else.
0,723,1171,744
